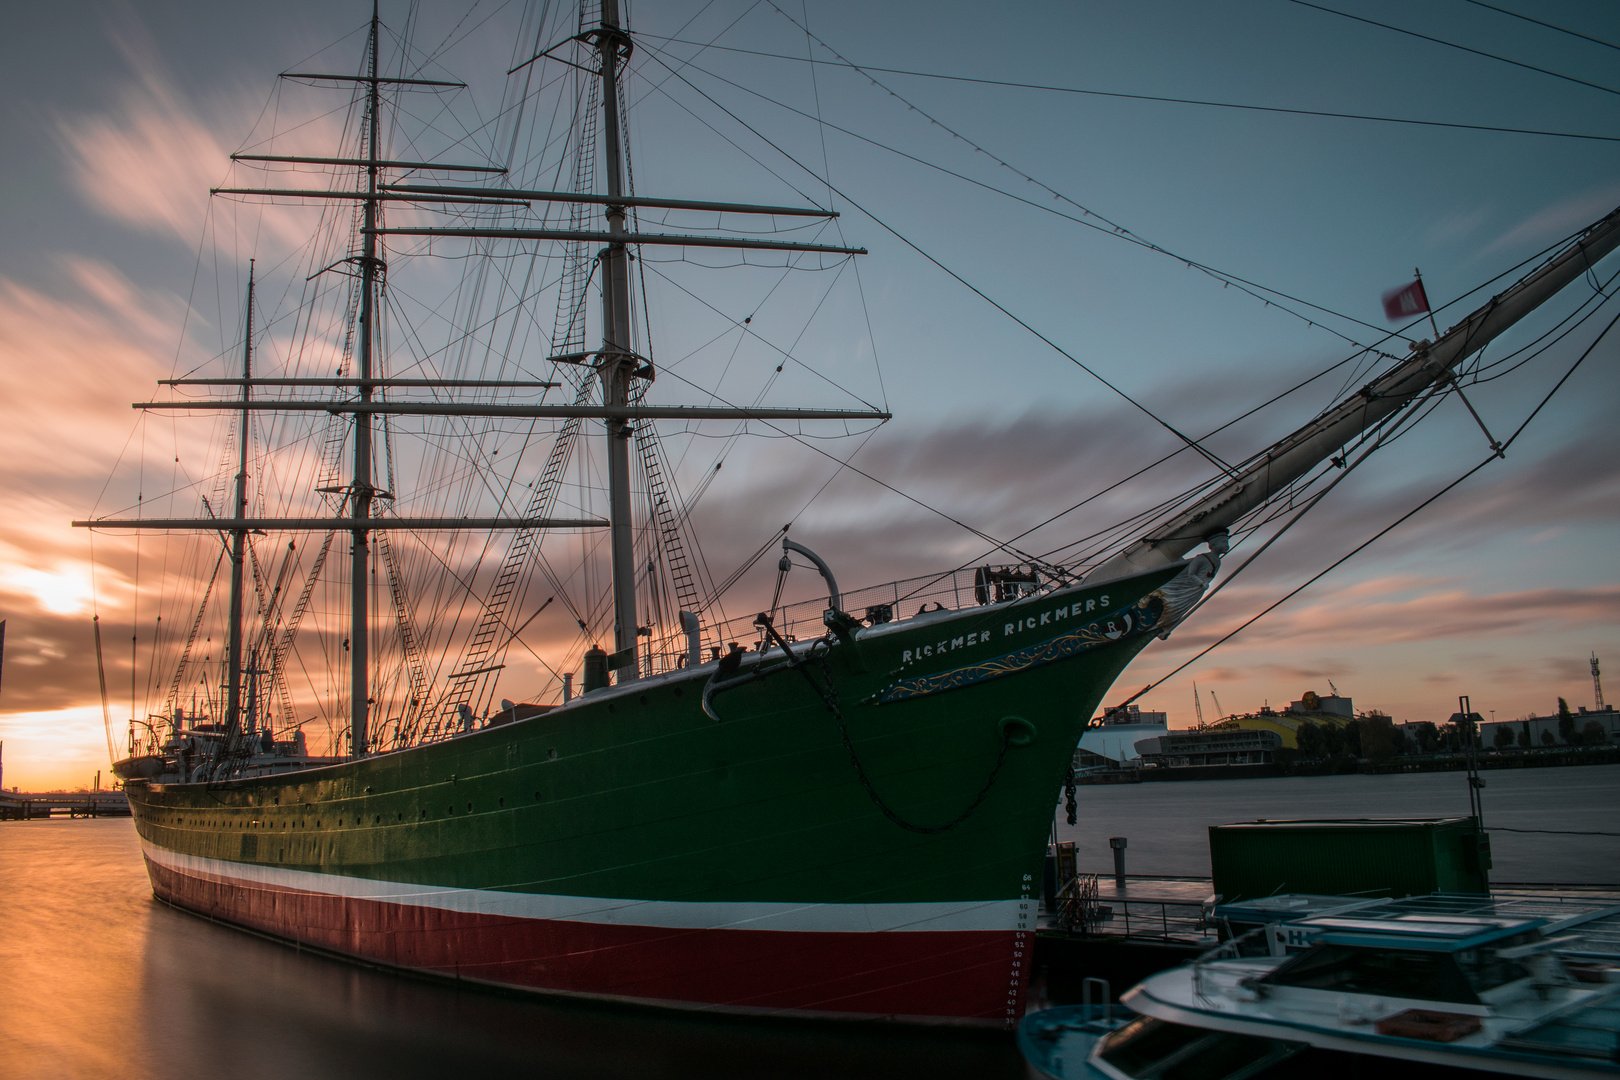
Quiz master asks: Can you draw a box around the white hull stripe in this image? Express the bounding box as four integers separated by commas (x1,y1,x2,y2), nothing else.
141,840,1021,934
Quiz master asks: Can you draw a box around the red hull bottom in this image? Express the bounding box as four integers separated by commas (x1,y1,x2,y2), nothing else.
146,856,1025,1025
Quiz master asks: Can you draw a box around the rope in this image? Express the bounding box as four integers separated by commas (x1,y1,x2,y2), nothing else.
1133,303,1620,696
634,48,1238,478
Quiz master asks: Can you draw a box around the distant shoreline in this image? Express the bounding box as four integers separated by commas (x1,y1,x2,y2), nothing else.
1078,744,1620,784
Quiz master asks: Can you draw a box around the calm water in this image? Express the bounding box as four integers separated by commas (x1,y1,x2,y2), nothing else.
4,767,1616,1079
0,819,1019,1080
1057,763,1620,883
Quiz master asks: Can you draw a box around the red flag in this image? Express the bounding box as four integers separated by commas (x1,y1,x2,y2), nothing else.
1381,277,1430,321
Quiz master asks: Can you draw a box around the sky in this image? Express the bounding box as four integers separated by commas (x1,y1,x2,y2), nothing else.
1,0,1617,790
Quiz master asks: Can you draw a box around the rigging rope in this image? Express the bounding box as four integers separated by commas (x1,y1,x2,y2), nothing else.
646,13,1389,343
1460,0,1620,53
1131,302,1620,699
638,50,1240,476
633,32,1620,145
1286,0,1620,98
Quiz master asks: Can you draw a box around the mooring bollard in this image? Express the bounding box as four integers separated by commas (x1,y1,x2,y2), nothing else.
1110,836,1128,890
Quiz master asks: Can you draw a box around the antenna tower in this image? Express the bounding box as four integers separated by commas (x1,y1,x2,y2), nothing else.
1594,653,1605,711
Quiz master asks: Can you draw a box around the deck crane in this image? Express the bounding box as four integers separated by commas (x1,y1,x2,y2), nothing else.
1193,681,1205,729
1210,689,1225,721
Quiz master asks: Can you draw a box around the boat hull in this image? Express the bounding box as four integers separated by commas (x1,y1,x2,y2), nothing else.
127,564,1186,1026
143,844,1019,1020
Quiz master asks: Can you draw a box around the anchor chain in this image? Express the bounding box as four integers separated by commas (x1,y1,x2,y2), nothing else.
810,650,1014,835
707,612,1018,834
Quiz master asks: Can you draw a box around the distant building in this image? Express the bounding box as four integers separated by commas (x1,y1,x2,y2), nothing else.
1099,704,1168,726
1289,690,1353,718
1399,720,1438,746
1072,703,1169,771
1477,705,1618,748
1199,690,1360,750
1134,727,1281,767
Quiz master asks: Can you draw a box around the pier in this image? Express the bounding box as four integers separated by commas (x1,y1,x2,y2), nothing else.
0,790,130,820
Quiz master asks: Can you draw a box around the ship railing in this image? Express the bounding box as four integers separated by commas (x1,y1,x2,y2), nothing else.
685,563,1056,673
451,560,1056,690
1109,897,1216,943
1058,872,1103,933
1056,887,1214,944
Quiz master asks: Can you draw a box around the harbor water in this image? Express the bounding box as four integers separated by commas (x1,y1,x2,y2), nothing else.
3,765,1616,1078
1058,762,1620,883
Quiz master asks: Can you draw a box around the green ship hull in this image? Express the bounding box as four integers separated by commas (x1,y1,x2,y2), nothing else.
127,564,1186,1026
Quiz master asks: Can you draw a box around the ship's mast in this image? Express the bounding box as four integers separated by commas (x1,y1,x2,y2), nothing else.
225,263,255,743
594,0,640,681
80,7,883,749
351,2,382,755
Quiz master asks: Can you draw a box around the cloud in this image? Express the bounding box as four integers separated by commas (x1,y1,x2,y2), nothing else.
1163,583,1620,653
51,9,336,257
52,14,230,245
670,375,1620,613
0,564,95,617
0,256,208,538
1481,182,1620,257
1157,407,1620,590
1423,204,1491,250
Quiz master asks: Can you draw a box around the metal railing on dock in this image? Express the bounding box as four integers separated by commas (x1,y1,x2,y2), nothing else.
1044,850,1218,944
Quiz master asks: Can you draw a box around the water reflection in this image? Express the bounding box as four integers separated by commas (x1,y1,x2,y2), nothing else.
2,821,1019,1079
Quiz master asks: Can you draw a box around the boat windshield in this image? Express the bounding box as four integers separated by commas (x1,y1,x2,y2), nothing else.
1453,934,1539,994
1258,943,1529,1004
1095,1016,1300,1079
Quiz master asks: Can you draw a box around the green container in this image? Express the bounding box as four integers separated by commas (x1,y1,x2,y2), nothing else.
1209,817,1490,901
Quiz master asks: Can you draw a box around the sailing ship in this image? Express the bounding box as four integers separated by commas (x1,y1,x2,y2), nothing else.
88,2,1620,1027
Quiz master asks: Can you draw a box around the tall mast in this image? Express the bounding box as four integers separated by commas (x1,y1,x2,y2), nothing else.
595,0,639,681
78,7,887,734
226,263,255,742
351,2,382,755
